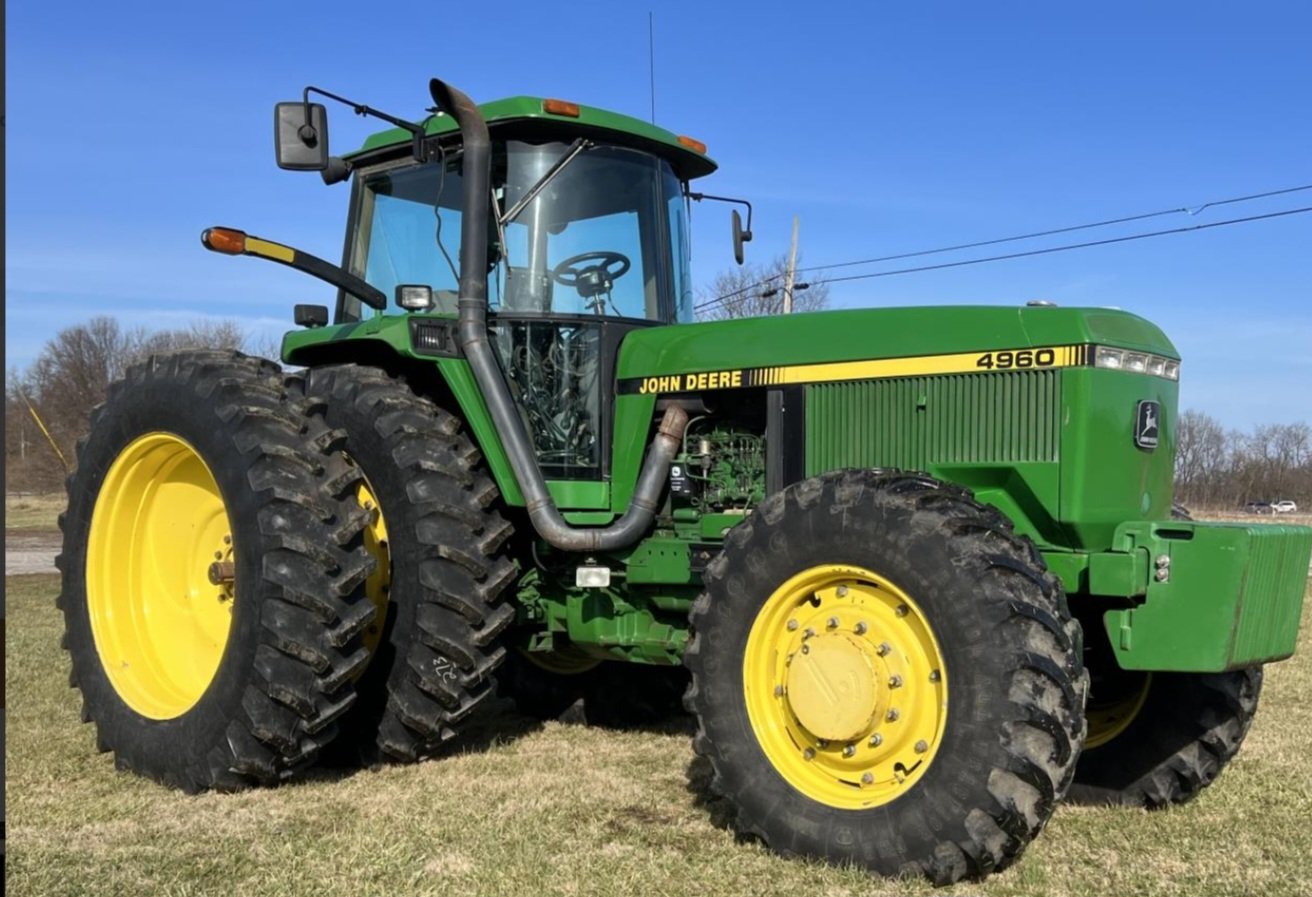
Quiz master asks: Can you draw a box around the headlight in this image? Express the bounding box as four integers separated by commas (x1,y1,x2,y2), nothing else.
1095,346,1179,380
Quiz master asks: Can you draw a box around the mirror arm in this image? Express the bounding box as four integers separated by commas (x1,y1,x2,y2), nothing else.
304,86,430,162
687,191,753,236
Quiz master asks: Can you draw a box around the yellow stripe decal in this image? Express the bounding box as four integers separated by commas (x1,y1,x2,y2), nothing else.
245,237,296,264
619,344,1092,396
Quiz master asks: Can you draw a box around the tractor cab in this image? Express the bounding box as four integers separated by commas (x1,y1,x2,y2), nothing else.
339,129,700,479
300,96,716,484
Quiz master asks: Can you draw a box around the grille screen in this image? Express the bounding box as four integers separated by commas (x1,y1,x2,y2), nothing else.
805,370,1061,474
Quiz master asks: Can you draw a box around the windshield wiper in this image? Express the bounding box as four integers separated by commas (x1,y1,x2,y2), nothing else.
498,138,593,226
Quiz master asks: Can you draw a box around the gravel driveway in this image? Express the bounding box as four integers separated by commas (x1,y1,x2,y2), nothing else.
5,530,60,575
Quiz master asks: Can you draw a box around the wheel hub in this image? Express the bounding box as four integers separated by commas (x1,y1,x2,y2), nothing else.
743,565,948,809
785,632,879,742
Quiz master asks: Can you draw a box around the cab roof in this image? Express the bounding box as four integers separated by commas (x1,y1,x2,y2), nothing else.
353,96,717,180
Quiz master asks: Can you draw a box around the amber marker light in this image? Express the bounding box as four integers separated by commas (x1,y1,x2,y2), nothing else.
542,98,581,118
677,135,707,154
201,227,247,255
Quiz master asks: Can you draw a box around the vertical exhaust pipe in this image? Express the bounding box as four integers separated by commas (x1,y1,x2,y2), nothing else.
428,78,686,552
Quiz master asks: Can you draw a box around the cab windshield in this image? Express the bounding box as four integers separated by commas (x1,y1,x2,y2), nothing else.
342,141,693,323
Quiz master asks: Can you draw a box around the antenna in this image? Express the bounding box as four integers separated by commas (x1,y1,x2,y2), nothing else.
648,11,656,124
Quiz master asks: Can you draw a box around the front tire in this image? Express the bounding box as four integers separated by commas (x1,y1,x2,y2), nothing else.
684,470,1086,883
58,351,375,791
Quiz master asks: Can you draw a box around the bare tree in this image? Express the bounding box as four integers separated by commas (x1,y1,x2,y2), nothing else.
696,253,830,320
5,316,259,492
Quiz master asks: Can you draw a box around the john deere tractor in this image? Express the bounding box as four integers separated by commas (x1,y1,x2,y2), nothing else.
59,77,1311,883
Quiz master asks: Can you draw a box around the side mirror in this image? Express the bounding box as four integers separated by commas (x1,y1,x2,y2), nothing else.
732,209,753,265
275,102,329,171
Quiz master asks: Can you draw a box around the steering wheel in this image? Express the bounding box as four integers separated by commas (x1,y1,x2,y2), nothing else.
550,251,632,302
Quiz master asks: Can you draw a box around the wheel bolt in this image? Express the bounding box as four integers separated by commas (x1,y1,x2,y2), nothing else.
774,685,785,697
915,740,928,753
803,627,816,639
854,621,868,635
895,604,909,617
837,585,849,597
826,616,839,629
786,619,799,631
223,534,232,545
929,670,941,682
886,708,899,722
861,772,874,785
801,645,810,654
869,734,883,747
803,748,815,760
214,550,223,560
877,642,891,656
888,675,903,688
842,744,856,758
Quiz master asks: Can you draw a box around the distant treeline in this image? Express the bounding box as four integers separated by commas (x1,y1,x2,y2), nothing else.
1175,410,1310,509
5,316,271,493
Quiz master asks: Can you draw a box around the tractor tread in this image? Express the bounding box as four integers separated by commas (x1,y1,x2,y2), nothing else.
57,350,375,791
291,363,515,764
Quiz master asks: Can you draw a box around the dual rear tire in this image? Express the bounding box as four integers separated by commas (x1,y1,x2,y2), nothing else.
59,351,376,791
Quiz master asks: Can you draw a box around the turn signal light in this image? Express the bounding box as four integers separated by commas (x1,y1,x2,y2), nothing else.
543,99,581,118
202,227,247,255
677,135,707,154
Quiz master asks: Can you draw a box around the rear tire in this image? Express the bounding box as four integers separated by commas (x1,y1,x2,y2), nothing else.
685,469,1086,883
293,365,515,762
58,351,375,791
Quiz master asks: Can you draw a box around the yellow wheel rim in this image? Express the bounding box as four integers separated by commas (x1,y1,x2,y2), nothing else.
86,433,235,719
1085,671,1152,749
744,564,948,809
356,478,391,658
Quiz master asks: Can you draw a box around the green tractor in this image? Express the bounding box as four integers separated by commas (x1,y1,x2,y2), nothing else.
58,77,1311,883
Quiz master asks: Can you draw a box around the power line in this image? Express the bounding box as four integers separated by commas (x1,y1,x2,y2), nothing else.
814,206,1312,289
700,183,1312,310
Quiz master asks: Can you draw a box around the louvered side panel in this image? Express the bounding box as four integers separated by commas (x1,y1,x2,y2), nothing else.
805,370,1060,474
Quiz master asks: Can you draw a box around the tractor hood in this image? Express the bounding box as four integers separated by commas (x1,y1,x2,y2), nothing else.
614,305,1177,390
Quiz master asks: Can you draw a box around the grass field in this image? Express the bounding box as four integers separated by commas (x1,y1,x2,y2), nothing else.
3,494,64,532
6,574,1311,897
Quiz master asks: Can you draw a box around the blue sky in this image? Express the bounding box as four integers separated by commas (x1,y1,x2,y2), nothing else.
6,1,1309,427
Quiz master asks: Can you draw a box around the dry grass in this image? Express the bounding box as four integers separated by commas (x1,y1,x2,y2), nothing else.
4,494,64,532
7,574,1311,897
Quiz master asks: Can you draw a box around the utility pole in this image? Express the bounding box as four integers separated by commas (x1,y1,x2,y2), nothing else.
782,216,799,314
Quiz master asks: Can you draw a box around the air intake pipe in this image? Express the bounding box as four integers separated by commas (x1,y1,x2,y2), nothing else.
428,78,687,552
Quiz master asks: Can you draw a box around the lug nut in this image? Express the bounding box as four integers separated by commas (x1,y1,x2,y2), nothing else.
877,642,892,656
929,670,941,683
842,744,856,758
869,734,883,747
915,740,928,753
895,604,909,617
803,627,816,639
223,535,231,545
787,619,799,631
861,772,874,785
827,616,840,629
888,675,903,689
837,585,849,597
801,645,810,654
803,748,815,760
854,621,868,635
774,685,785,697
886,708,900,722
